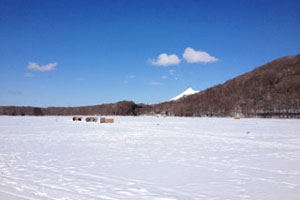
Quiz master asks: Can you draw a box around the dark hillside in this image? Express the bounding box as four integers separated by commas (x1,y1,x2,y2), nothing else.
0,101,140,116
1,55,299,118
151,55,300,118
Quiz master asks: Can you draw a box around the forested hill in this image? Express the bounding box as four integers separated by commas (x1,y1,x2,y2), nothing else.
1,55,299,118
150,55,300,118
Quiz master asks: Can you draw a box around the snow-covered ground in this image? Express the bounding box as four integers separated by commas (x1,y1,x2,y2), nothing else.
0,116,300,200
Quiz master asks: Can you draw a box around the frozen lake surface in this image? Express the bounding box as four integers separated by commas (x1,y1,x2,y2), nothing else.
0,116,300,200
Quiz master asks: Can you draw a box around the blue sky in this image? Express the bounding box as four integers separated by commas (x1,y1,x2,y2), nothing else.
0,0,299,107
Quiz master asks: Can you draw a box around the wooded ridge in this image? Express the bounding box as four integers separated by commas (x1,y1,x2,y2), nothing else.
1,55,299,118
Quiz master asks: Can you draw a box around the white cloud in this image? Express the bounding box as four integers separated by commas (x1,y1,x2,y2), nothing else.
149,81,162,86
128,75,136,79
149,53,181,66
183,47,218,63
161,75,167,79
24,72,33,77
169,69,175,75
28,62,57,72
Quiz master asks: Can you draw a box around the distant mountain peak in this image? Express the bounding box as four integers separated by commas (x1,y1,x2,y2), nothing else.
170,88,199,101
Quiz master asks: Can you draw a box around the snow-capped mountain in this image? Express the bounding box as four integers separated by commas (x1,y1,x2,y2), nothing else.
170,88,199,101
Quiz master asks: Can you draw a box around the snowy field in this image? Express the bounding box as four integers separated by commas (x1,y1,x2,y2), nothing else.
0,116,300,200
